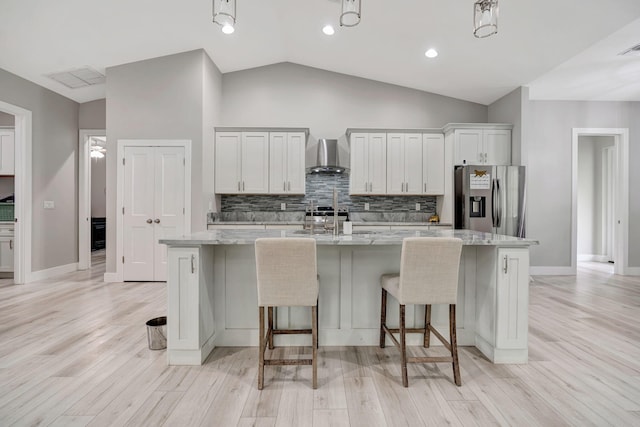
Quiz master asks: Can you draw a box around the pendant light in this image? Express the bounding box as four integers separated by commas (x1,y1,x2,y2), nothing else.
473,0,498,38
340,0,361,27
213,0,236,34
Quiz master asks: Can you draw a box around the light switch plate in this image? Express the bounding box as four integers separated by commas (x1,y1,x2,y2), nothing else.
281,203,286,211
364,202,370,211
44,200,55,209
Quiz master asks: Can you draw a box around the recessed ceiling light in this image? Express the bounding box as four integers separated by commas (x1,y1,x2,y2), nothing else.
222,24,235,34
323,25,335,36
425,49,438,58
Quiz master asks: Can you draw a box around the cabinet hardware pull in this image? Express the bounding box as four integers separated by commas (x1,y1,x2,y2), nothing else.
424,183,426,193
243,181,245,191
284,182,286,191
288,181,291,191
503,255,508,274
154,219,160,224
146,219,153,224
191,254,195,274
237,182,240,191
9,239,12,250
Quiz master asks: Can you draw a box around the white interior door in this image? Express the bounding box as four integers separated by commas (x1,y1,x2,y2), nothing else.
153,147,185,281
123,146,185,281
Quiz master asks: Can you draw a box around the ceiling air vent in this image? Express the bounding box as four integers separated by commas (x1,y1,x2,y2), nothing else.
46,67,105,89
618,43,640,57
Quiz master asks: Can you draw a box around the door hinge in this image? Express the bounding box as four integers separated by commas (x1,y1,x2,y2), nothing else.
122,256,125,263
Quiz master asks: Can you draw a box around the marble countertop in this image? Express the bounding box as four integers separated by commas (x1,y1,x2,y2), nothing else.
207,221,452,227
161,229,539,247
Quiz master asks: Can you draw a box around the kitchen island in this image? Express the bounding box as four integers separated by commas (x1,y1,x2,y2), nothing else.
160,229,538,366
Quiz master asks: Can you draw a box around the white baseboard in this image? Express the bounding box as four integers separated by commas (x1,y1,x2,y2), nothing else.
624,267,640,276
577,254,610,262
530,266,575,276
103,272,121,283
29,262,78,282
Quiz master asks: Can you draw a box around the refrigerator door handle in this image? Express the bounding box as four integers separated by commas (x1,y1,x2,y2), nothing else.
491,178,497,227
495,178,502,227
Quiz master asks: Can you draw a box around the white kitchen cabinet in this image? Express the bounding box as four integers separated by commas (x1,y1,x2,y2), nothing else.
215,131,269,194
0,129,15,175
0,224,14,273
269,132,306,194
422,133,445,195
495,248,529,350
386,133,422,195
349,133,387,194
451,126,511,166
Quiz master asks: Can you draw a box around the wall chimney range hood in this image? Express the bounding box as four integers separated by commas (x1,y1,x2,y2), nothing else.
307,138,348,174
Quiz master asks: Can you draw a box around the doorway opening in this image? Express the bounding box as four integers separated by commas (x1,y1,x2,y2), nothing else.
0,100,33,284
572,128,629,276
78,130,106,270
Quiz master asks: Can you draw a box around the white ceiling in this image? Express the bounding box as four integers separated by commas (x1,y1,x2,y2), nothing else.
2,0,640,105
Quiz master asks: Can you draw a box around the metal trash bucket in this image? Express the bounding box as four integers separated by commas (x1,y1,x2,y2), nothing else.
146,316,167,350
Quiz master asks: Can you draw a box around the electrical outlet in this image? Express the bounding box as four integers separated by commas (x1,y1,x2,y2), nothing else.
281,203,286,211
43,200,55,209
364,202,370,211
415,203,420,211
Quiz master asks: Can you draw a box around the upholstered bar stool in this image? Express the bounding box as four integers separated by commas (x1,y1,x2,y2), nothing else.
380,237,463,387
255,237,319,390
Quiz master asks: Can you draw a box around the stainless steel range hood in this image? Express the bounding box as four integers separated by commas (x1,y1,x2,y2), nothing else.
307,139,348,174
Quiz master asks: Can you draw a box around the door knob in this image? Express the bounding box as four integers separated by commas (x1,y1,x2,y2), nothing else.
146,219,153,224
154,219,160,224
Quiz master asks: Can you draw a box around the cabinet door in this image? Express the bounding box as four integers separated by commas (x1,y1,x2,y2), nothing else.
167,247,200,350
484,129,511,165
495,248,529,349
423,133,445,194
215,132,242,193
349,133,369,194
286,132,306,194
386,133,405,195
0,130,15,175
368,133,387,194
404,134,423,194
454,129,483,165
0,237,13,272
241,132,269,193
269,132,287,193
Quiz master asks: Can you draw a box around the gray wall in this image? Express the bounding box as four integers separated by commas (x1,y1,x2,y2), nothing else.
577,136,615,256
91,151,107,217
488,87,522,165
105,50,222,273
79,99,106,129
221,62,487,166
0,67,79,271
0,111,14,126
522,99,640,268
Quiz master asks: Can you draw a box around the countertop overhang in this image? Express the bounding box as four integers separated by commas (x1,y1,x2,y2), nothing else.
160,229,539,247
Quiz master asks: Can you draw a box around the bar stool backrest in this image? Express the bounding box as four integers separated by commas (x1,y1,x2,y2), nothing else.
399,237,463,305
255,238,318,307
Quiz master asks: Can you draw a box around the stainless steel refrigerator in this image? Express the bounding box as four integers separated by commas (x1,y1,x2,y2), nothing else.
454,165,526,237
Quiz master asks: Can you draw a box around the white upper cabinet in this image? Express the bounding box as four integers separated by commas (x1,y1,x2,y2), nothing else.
350,133,387,194
0,129,15,175
215,131,269,194
386,133,422,195
451,126,511,165
269,132,306,194
422,133,445,195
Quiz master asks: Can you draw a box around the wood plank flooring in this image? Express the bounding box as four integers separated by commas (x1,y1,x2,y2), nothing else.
1,255,639,426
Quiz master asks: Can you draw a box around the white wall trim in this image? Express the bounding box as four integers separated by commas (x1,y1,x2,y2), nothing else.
0,100,32,284
30,262,78,282
78,129,106,271
572,128,629,276
577,254,609,263
109,139,192,283
530,266,575,276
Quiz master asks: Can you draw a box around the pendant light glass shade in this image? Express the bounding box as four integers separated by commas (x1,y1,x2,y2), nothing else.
473,0,498,38
213,0,236,33
340,0,361,27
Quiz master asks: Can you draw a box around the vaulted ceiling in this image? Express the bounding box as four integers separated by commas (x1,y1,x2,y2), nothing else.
2,0,640,105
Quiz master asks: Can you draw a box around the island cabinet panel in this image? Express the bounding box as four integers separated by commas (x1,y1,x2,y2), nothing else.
495,248,529,350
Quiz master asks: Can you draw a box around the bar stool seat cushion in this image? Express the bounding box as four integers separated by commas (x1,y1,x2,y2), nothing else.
381,273,400,299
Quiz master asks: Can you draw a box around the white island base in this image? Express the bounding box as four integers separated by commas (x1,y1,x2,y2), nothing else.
162,229,536,366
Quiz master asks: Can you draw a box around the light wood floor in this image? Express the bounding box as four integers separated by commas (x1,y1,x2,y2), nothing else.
1,254,639,426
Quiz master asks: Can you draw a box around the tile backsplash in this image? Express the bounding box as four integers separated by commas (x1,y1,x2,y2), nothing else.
216,173,437,222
